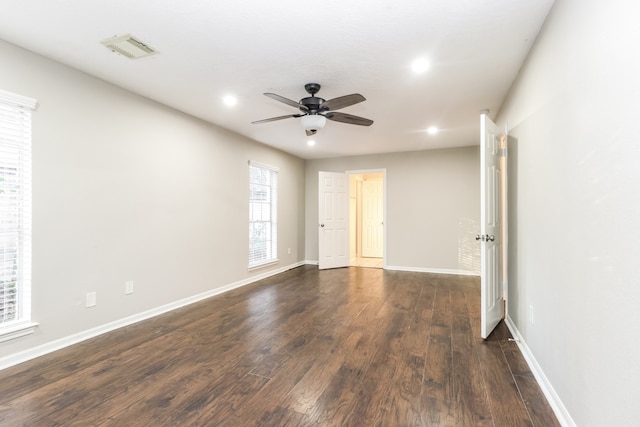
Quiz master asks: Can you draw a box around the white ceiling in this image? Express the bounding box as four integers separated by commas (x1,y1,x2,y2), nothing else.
0,0,554,159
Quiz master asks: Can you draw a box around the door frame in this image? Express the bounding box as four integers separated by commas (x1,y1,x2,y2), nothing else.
501,135,510,322
346,168,387,268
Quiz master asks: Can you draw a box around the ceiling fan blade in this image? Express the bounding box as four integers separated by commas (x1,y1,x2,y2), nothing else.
264,93,302,109
306,129,317,136
326,112,373,126
251,114,299,124
322,94,366,111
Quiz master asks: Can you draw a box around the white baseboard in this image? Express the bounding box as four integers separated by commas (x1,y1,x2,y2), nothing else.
304,261,478,276
0,261,306,371
504,316,576,427
385,265,480,276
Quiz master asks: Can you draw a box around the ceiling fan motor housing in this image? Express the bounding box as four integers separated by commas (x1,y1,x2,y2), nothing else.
300,96,326,114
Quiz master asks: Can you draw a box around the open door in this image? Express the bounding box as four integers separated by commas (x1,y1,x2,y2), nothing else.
479,114,506,339
319,171,349,270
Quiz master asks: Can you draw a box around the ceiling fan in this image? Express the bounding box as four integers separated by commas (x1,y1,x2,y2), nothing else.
252,83,373,136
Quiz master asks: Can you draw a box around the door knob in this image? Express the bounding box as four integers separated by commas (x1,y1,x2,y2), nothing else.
320,224,324,228
476,234,495,241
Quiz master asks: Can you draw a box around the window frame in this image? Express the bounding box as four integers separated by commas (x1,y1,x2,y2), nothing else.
0,89,38,342
248,160,278,270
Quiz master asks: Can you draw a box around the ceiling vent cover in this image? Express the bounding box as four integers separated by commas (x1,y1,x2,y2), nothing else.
101,34,157,59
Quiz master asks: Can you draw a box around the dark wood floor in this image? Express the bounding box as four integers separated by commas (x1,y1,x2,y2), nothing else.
0,266,559,426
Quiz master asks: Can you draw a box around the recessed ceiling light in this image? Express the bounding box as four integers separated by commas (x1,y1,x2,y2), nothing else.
307,139,316,147
223,95,237,107
412,57,430,73
427,126,439,135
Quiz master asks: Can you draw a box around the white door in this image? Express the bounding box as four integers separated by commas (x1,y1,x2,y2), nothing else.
318,171,349,270
480,114,505,339
362,179,383,257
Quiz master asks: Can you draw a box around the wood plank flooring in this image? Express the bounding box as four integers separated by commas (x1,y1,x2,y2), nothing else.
0,266,560,426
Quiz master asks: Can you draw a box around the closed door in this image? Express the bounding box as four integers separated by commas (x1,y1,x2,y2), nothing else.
318,171,349,270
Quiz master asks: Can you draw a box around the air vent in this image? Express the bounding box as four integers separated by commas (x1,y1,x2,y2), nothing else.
101,34,157,59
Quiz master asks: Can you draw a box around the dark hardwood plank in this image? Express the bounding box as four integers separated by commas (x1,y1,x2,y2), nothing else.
500,338,534,377
379,352,426,427
302,324,386,426
0,266,560,426
478,341,534,427
450,280,473,336
421,395,458,427
423,285,453,401
499,337,561,427
451,333,494,426
254,406,308,427
337,311,408,426
513,374,562,427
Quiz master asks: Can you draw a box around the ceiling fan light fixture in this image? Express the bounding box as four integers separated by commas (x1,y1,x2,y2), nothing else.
300,114,326,131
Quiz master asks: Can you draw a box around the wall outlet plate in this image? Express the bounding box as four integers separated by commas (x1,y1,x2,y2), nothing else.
86,292,96,307
125,280,134,295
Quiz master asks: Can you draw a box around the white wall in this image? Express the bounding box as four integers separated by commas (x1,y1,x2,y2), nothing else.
305,147,480,274
497,0,640,425
0,40,305,361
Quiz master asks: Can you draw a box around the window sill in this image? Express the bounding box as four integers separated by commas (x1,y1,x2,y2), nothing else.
248,259,279,272
0,321,39,344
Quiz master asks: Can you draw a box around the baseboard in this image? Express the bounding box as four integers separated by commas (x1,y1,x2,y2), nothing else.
303,261,477,276
385,265,480,276
0,261,306,371
504,316,576,427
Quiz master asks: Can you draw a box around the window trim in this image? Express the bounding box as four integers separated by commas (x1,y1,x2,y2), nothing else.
0,89,38,342
248,160,278,270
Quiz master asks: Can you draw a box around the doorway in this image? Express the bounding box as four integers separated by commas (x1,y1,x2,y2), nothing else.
348,171,384,269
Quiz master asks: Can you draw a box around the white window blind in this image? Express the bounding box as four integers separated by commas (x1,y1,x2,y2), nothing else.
248,161,278,268
0,89,37,340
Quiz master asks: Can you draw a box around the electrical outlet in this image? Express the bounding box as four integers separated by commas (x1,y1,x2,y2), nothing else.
529,305,534,325
86,292,96,308
287,248,291,255
125,280,134,295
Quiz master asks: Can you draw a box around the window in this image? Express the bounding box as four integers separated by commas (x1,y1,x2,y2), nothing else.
248,161,278,269
0,89,37,342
